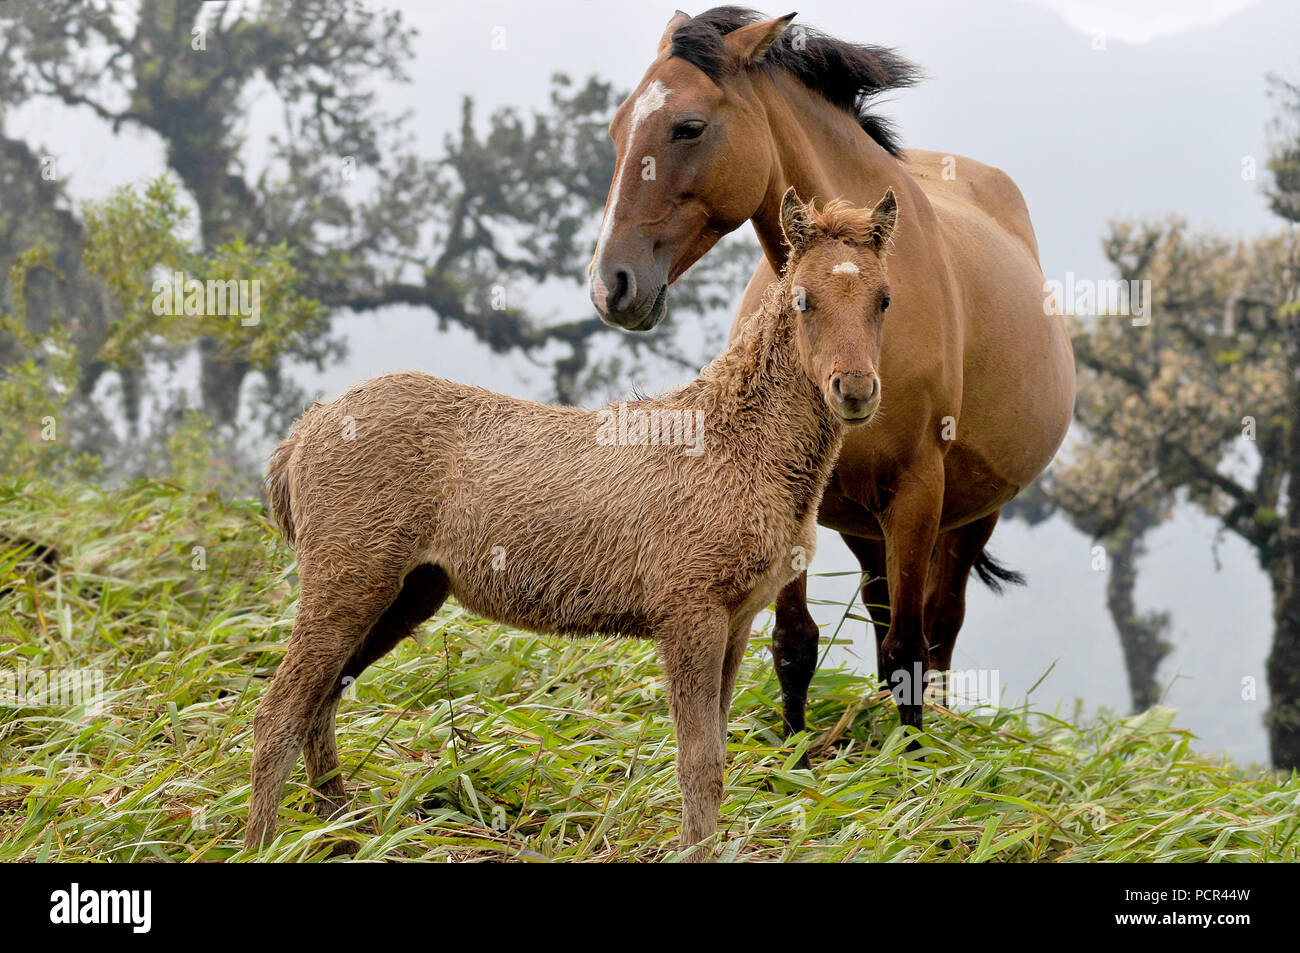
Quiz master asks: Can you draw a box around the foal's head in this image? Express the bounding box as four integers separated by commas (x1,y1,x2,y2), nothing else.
782,187,898,424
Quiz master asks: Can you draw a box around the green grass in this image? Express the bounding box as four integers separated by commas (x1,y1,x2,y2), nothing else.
2,478,1298,862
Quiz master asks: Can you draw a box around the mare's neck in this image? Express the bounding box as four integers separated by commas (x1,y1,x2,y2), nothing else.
751,74,901,271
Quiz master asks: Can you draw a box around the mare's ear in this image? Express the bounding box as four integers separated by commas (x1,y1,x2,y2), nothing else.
780,186,817,252
657,10,692,57
723,12,797,67
867,188,899,252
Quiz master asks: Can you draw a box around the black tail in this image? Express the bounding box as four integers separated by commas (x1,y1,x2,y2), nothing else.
972,550,1026,594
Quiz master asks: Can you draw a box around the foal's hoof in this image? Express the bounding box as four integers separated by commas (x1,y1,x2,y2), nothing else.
678,842,718,863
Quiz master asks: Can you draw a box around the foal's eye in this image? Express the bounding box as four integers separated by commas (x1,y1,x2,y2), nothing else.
672,120,707,141
881,295,891,313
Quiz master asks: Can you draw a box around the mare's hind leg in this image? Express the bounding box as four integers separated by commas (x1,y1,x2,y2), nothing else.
770,573,819,737
303,564,451,818
841,534,892,682
923,512,1000,705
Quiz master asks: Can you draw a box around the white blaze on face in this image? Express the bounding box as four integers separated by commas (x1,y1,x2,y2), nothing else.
591,80,672,307
831,261,861,276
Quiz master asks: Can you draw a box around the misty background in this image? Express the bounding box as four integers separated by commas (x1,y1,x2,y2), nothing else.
7,0,1298,763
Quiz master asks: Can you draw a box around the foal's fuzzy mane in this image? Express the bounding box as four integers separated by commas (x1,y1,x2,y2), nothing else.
697,256,805,409
805,198,897,251
668,6,921,157
697,275,794,401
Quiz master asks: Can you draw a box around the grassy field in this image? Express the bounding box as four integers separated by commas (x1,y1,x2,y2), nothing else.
1,478,1298,862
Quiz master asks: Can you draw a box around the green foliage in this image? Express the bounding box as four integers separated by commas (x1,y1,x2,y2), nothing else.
81,177,325,372
1266,74,1300,224
1056,222,1295,549
0,175,325,486
0,248,98,479
1,479,1297,862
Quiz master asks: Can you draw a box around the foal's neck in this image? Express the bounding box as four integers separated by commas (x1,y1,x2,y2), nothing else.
700,281,839,463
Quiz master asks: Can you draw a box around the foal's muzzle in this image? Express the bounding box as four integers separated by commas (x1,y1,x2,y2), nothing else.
831,372,880,424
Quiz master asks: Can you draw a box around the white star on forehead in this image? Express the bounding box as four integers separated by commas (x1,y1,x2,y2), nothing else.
831,261,860,276
630,80,670,131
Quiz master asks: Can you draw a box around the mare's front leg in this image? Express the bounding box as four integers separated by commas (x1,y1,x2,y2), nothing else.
840,534,892,681
770,573,819,737
878,458,945,733
658,607,729,861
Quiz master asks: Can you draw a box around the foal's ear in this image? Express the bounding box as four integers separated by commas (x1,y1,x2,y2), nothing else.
657,10,692,57
780,186,817,251
868,188,899,252
723,12,797,66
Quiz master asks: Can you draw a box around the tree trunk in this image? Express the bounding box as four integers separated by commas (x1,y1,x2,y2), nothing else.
197,337,249,429
1105,510,1171,712
1266,298,1300,769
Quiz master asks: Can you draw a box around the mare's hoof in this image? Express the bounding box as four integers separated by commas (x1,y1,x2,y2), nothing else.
326,838,360,858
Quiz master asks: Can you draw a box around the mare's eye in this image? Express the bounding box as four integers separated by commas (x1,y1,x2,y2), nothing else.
881,294,891,313
673,120,707,141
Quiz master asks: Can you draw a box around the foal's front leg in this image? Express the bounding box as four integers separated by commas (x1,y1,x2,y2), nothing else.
658,609,728,860
719,613,756,742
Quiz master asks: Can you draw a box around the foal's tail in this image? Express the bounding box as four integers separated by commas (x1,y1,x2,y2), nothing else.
265,431,299,546
972,550,1026,594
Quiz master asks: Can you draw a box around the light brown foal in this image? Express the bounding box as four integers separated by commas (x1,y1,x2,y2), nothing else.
247,189,900,857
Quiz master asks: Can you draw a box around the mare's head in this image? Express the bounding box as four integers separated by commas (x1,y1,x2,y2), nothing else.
781,187,897,424
589,6,918,330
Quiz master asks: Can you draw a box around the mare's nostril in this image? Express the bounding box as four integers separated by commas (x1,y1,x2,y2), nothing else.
609,269,636,312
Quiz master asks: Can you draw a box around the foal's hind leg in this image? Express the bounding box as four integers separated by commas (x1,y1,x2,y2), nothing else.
303,565,451,819
246,568,404,851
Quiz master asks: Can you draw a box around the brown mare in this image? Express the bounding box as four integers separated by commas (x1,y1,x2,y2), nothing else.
589,8,1075,734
